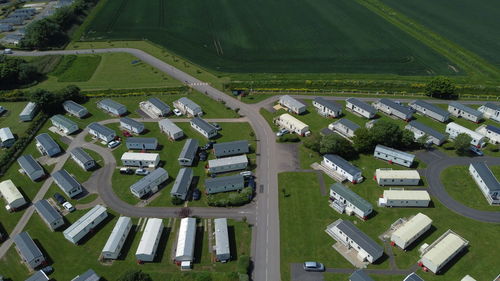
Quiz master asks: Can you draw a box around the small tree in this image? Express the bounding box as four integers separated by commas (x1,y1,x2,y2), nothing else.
171,196,184,206
117,270,152,281
454,133,472,155
352,128,375,153
320,134,356,159
425,76,455,99
303,132,321,152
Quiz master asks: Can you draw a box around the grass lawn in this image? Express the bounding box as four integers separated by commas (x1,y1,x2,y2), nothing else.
51,55,102,82
0,102,40,158
63,148,104,183
279,169,500,281
441,165,500,211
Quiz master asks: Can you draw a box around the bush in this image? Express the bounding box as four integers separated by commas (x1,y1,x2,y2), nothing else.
238,274,250,281
117,270,152,281
207,187,253,207
278,134,300,143
171,196,184,205
237,255,250,275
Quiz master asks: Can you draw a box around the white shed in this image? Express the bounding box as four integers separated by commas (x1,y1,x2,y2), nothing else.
378,189,430,207
375,169,420,186
390,213,432,249
175,217,197,267
136,218,164,262
102,216,133,260
0,179,27,211
121,152,160,168
419,230,469,273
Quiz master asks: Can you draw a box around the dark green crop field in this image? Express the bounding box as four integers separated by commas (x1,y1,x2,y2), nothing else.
380,0,500,68
83,0,457,75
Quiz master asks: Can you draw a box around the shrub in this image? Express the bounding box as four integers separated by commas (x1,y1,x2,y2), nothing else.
207,187,253,207
171,196,184,205
117,270,152,281
237,255,250,275
278,134,300,143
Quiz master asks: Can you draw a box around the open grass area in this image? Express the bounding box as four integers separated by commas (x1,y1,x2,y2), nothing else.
51,55,102,82
441,165,500,211
279,170,500,281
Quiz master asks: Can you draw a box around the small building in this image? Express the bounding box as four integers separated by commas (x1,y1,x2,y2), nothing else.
445,122,485,147
33,199,64,231
325,219,383,264
313,97,342,118
208,155,248,174
97,99,127,116
35,133,61,157
71,269,101,281
419,230,468,274
278,95,307,114
329,183,372,219
409,100,450,122
13,232,46,270
214,218,230,262
63,205,108,244
476,124,500,144
87,123,116,143
461,275,477,281
390,213,432,249
126,137,158,150
102,216,132,260
52,169,83,198
139,97,170,117
378,189,431,207
375,168,420,186
374,145,415,167
17,155,45,181
19,102,38,122
50,114,79,135
328,118,360,138
349,269,373,281
136,218,163,262
373,98,413,121
405,120,447,146
469,162,500,205
345,98,376,119
448,102,482,123
274,113,310,136
120,117,145,134
70,147,96,171
178,139,198,166
213,140,249,158
159,119,184,140
63,100,88,118
174,97,202,117
403,273,425,281
0,127,15,148
170,168,193,201
130,168,169,198
0,179,27,211
121,152,160,168
478,102,500,122
25,270,50,281
175,217,197,268
205,174,245,195
322,154,363,183
190,117,218,139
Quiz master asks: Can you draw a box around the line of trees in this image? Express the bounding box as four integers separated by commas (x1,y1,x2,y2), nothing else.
0,55,41,89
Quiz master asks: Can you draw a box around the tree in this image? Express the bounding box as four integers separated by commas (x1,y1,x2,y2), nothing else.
320,134,356,159
352,128,375,153
117,270,152,281
401,130,417,149
425,76,455,99
171,196,184,205
303,132,321,152
454,133,472,155
21,18,66,49
371,120,403,148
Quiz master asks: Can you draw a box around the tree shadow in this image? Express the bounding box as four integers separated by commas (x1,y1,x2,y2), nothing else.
193,224,204,264
228,225,238,261
33,238,53,267
371,252,389,265
117,224,139,260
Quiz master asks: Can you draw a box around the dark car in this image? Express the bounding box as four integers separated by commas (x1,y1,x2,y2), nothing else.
120,167,134,175
212,122,221,131
199,151,208,161
53,193,66,205
41,266,54,274
192,189,201,200
204,141,216,150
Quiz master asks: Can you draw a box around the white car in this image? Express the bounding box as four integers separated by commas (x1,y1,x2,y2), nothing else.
135,169,150,176
173,108,182,116
108,140,121,148
3,49,12,54
240,171,253,177
276,129,289,137
62,202,75,212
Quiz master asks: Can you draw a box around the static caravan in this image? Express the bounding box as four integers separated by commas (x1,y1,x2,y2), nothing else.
278,95,307,114
126,137,158,150
205,174,245,194
121,152,160,168
329,183,373,219
325,219,383,264
274,113,310,136
136,218,163,262
419,230,468,274
13,232,46,270
63,205,108,244
322,154,363,183
478,102,500,122
139,97,170,117
476,125,500,144
390,213,432,249
190,117,218,139
102,216,133,260
178,139,199,166
50,114,79,135
469,162,500,205
213,140,249,158
170,168,193,201
208,155,248,174
17,155,45,181
446,122,485,147
52,169,83,198
349,270,373,281
313,97,342,118
159,119,184,140
63,100,88,118
0,127,15,148
34,199,64,231
405,120,447,146
87,123,116,143
403,273,425,281
175,217,197,268
214,218,230,262
378,189,431,207
375,169,420,186
71,269,100,281
25,271,50,281
345,98,376,119
448,102,482,123
328,118,360,138
70,147,96,171
35,133,61,157
374,145,415,167
97,99,127,116
130,168,169,198
19,102,38,121
174,97,203,117
120,117,145,134
409,100,450,122
373,98,413,121
0,179,27,211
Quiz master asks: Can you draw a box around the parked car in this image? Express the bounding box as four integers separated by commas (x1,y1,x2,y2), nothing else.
0,231,6,243
303,261,325,272
276,129,289,137
41,266,54,275
470,146,484,156
120,167,134,175
122,130,132,137
247,178,256,190
192,189,201,200
3,49,12,54
62,202,75,212
240,171,253,177
135,169,150,176
173,108,182,116
204,141,216,150
212,122,221,131
108,140,121,148
53,193,66,205
199,151,208,161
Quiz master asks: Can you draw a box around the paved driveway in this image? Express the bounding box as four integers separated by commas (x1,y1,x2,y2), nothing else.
290,264,325,281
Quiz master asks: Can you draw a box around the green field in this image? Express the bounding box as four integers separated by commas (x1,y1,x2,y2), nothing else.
82,0,457,75
51,55,101,82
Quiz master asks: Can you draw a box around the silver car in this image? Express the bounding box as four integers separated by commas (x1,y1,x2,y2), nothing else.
303,261,325,272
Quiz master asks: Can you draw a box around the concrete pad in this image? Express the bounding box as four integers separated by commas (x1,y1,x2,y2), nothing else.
332,242,369,268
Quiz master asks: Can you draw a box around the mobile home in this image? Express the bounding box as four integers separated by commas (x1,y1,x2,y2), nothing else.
102,216,133,260
139,97,170,117
17,155,45,181
375,169,420,186
374,145,415,167
52,169,83,198
469,162,500,205
19,102,38,121
214,218,230,262
173,97,202,117
120,117,145,134
445,122,485,147
0,179,27,211
476,124,500,144
205,174,245,194
328,118,360,138
97,99,127,116
478,103,500,122
13,232,46,270
63,205,108,244
329,183,372,219
130,168,169,198
278,95,307,114
174,217,197,268
70,147,96,171
409,100,450,122
313,97,342,118
419,230,468,274
126,137,158,150
448,102,482,123
405,120,447,146
121,152,160,168
345,98,376,119
373,98,413,121
322,154,363,183
391,213,432,249
50,114,79,135
274,113,310,136
136,218,163,262
170,168,193,201
63,100,88,118
178,139,198,166
35,133,61,157
190,117,218,139
34,199,64,231
0,127,15,148
213,140,249,158
87,123,116,143
378,189,431,207
208,155,248,174
159,119,184,140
